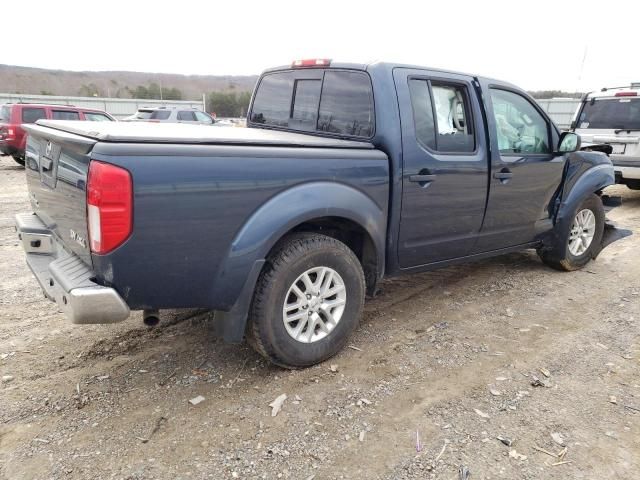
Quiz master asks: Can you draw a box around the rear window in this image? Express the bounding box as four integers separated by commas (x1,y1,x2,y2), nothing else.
578,97,640,130
0,105,10,122
22,107,47,124
52,110,80,120
250,69,374,138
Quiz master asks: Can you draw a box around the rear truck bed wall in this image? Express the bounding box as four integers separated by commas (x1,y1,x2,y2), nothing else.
88,142,389,311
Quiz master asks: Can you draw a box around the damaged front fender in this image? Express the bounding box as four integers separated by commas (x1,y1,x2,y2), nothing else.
542,151,631,257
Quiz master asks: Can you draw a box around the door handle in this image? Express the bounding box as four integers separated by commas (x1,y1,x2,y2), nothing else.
493,169,513,182
409,174,437,183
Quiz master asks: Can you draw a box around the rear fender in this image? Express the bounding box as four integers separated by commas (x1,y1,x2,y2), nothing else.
212,181,387,342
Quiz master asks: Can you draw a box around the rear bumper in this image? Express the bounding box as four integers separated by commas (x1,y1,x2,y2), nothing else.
0,143,18,156
611,155,640,180
15,213,130,324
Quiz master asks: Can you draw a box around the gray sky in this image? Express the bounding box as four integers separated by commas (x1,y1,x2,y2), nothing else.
4,0,638,92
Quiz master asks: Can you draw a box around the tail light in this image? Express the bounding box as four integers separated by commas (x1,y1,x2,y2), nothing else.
0,125,16,139
87,161,132,254
615,91,637,97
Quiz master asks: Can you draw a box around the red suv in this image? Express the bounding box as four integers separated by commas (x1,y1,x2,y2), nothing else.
0,103,115,165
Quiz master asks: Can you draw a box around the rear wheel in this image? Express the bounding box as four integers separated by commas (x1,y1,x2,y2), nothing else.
11,155,25,166
246,233,365,368
539,194,604,271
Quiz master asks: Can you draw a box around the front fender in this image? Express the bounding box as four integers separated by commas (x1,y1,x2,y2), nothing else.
542,152,616,257
211,181,387,311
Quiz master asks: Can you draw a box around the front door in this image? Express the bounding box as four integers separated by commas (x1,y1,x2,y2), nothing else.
472,83,566,253
394,68,489,268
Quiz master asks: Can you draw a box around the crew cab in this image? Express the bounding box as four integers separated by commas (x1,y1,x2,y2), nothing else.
0,103,115,166
15,60,620,368
572,83,640,189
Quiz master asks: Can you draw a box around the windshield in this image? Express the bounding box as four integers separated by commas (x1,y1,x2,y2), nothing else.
578,97,640,130
0,105,10,122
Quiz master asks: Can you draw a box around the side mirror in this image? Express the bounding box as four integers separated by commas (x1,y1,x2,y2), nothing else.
558,131,581,153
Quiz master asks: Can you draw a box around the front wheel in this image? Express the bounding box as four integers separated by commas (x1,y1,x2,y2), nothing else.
539,193,605,271
246,233,365,368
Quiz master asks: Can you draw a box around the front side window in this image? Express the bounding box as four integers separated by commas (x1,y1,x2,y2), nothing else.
22,107,46,124
490,89,550,154
52,110,80,120
194,111,213,123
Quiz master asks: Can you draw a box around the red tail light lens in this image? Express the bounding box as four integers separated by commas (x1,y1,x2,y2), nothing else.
87,161,132,254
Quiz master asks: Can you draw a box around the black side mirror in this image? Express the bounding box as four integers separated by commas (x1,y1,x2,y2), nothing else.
558,131,581,153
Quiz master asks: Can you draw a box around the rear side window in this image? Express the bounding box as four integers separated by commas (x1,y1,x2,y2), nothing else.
177,111,196,121
250,70,374,138
52,110,80,120
408,79,475,153
22,108,46,124
84,112,112,121
150,110,171,120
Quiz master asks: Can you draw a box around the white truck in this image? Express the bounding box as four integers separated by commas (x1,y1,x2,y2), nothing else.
573,83,640,190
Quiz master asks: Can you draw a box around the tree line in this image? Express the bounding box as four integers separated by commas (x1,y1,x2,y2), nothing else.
73,83,252,118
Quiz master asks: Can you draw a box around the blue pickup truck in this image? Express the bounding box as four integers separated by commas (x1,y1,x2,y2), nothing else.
16,60,619,368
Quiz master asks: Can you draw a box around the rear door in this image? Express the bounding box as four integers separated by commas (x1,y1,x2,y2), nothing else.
472,81,565,252
394,68,489,267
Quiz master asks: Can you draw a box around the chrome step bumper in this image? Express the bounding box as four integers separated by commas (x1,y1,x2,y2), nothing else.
15,213,129,324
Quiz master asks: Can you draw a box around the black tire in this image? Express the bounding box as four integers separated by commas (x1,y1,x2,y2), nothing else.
246,233,365,369
625,180,640,190
539,193,605,271
11,155,25,166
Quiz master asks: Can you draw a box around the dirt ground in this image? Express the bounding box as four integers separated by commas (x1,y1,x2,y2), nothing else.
0,154,638,480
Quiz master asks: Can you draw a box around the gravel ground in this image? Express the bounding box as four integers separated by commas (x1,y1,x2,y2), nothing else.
0,154,639,479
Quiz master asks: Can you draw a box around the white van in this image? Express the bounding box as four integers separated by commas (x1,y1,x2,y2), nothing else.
573,83,640,189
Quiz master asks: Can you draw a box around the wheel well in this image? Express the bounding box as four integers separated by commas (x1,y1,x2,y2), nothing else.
274,217,380,296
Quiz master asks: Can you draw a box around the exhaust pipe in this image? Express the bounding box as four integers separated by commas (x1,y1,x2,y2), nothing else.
143,309,160,327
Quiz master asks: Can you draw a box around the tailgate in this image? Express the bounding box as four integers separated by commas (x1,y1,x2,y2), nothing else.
23,123,97,266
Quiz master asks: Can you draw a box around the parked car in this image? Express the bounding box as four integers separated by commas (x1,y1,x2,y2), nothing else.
122,107,215,125
0,103,115,165
572,83,640,189
16,59,622,368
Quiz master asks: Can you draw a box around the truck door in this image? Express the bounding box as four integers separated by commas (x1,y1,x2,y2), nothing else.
471,81,565,253
394,68,489,268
